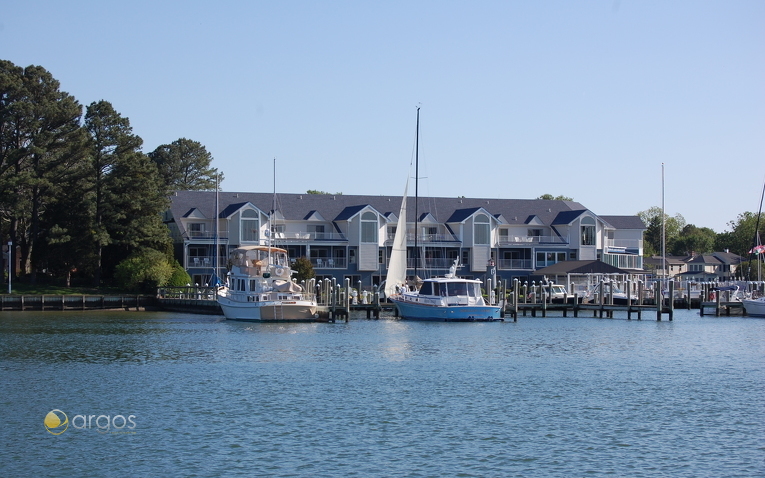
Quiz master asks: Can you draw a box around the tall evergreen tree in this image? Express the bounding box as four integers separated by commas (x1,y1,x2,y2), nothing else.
84,100,169,284
0,60,86,280
148,138,222,191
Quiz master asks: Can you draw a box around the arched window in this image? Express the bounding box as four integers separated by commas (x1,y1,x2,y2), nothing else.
361,212,378,243
474,214,490,245
580,217,595,246
241,209,259,242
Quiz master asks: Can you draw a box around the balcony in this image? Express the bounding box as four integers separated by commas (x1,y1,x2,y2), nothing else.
186,229,230,241
385,232,461,244
188,256,227,270
273,232,347,242
605,238,642,253
498,235,569,245
384,258,462,270
498,259,533,270
311,257,347,269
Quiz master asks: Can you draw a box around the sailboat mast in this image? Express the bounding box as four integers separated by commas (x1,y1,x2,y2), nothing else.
661,163,666,282
747,178,765,281
269,158,275,260
214,172,219,284
414,106,420,283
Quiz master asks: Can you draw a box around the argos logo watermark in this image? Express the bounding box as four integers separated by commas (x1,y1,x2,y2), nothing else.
45,410,137,435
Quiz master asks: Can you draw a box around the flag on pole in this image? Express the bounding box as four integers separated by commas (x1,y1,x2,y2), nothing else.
749,244,765,254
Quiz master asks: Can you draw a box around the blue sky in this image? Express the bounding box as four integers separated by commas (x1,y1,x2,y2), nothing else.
3,0,763,233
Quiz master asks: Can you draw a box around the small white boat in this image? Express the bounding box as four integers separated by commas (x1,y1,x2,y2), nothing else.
582,282,635,305
217,245,318,321
388,263,502,321
743,296,765,317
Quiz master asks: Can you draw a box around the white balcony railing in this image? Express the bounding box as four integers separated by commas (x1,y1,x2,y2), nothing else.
311,258,347,269
385,233,461,244
604,239,643,250
188,256,228,269
497,259,533,270
273,232,347,241
497,235,569,245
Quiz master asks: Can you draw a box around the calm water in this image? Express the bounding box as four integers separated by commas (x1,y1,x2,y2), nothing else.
1,308,763,477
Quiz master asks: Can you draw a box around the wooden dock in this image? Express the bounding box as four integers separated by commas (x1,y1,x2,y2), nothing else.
0,294,156,311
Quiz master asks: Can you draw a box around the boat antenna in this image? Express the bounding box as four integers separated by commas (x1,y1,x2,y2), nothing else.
414,105,420,285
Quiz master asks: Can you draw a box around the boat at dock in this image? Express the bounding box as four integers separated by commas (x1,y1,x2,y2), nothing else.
742,296,765,317
389,263,503,321
217,246,318,322
385,107,501,321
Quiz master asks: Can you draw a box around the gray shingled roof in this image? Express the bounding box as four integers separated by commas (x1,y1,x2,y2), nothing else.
169,190,640,233
552,210,587,225
533,260,629,275
599,215,647,229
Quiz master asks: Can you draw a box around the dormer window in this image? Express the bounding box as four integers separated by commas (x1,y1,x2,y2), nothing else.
581,217,595,246
474,214,490,245
241,210,259,242
361,212,378,243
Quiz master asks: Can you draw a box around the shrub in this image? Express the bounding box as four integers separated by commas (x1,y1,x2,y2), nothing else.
115,249,174,292
167,259,192,287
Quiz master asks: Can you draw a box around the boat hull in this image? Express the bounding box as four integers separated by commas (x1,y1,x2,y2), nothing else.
390,298,502,321
218,296,318,322
743,298,765,317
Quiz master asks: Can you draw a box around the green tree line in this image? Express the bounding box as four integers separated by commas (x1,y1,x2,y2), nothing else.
1,60,220,290
638,206,763,258
539,195,763,260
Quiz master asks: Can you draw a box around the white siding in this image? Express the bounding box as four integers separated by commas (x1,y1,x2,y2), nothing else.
358,243,379,271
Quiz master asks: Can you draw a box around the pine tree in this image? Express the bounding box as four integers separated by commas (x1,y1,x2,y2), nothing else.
149,138,222,191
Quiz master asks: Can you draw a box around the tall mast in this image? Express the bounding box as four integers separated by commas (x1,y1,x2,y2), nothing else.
661,163,666,282
748,178,765,281
214,172,219,284
414,106,420,283
269,158,275,259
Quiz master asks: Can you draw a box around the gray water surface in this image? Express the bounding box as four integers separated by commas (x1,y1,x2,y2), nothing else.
1,309,763,477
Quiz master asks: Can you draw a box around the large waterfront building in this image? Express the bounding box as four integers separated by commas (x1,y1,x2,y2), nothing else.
165,191,646,288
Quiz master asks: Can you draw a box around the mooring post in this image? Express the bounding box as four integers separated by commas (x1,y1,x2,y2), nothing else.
668,280,674,321
513,278,519,322
655,281,662,321
715,286,721,317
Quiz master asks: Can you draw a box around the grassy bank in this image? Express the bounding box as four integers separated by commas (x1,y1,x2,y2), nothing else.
3,282,132,296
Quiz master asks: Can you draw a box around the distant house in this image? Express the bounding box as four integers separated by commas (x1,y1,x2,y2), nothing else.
164,191,646,288
645,252,745,281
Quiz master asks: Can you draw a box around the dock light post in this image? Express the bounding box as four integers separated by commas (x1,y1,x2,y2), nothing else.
7,241,11,294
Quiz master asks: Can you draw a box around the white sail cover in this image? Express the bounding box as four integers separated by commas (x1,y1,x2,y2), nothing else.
385,173,409,297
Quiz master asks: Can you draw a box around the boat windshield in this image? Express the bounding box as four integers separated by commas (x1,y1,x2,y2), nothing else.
448,282,478,297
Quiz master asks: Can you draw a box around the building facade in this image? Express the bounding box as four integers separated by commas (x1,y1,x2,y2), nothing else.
165,191,646,288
